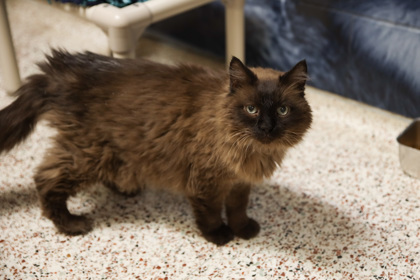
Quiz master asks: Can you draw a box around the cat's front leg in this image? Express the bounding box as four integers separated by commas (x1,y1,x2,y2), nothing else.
188,193,234,246
225,183,260,240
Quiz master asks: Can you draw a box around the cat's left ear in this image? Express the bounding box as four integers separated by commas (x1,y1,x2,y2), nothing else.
279,60,308,95
229,56,258,94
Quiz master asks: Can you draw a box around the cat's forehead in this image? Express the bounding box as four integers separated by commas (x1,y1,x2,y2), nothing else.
251,67,284,80
251,67,284,98
232,67,294,105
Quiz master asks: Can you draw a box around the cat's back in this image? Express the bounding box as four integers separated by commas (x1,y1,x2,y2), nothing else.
104,59,227,133
39,49,224,90
39,50,226,118
42,50,227,142
102,57,227,120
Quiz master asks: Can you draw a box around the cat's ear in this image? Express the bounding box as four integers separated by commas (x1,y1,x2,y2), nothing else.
229,56,258,94
279,60,308,95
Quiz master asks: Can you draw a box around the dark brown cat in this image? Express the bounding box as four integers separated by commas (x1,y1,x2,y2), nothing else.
0,50,312,245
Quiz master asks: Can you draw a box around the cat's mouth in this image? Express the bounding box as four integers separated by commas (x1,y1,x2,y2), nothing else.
255,134,275,144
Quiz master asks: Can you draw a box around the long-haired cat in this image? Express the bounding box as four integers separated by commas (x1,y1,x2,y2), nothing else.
0,50,312,245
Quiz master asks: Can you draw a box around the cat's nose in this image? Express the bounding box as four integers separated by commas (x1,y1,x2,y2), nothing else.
259,121,274,133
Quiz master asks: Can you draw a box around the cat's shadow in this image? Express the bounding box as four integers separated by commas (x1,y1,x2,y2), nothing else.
68,184,197,238
69,183,371,267
248,183,371,267
1,183,370,268
0,185,39,216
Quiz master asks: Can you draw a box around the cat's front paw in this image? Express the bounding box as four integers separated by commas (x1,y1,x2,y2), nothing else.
202,224,234,246
232,218,260,240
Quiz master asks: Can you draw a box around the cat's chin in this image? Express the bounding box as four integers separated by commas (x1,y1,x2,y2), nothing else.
255,136,275,145
255,137,291,151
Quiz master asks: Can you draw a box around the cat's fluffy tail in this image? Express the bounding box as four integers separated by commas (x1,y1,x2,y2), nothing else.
0,74,49,153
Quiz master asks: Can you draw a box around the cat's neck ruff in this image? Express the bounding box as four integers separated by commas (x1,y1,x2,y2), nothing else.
215,131,286,184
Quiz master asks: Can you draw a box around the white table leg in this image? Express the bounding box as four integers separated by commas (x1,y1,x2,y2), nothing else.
107,26,146,59
224,0,245,67
0,0,21,93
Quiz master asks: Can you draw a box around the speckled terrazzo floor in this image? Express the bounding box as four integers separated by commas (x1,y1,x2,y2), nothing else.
1,0,419,279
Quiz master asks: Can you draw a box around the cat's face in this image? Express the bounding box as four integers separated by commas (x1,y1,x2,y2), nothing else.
226,57,312,148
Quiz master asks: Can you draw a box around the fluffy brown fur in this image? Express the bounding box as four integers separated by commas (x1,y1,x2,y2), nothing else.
0,50,312,245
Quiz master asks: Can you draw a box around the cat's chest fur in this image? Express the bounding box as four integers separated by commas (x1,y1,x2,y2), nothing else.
227,147,284,183
126,112,283,190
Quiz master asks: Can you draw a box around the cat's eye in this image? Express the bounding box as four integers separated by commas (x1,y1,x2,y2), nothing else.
277,106,290,116
245,105,259,115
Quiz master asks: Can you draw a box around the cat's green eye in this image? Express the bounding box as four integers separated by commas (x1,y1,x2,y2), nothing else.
277,106,290,116
245,105,259,115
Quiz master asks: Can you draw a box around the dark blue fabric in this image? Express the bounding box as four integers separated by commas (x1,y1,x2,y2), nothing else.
150,0,420,118
53,0,148,8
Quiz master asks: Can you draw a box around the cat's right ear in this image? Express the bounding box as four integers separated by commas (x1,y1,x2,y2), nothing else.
229,57,258,94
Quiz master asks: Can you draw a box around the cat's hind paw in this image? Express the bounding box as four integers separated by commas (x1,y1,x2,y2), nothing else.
54,214,93,236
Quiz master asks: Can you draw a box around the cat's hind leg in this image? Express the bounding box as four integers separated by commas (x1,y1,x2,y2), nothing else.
35,151,93,235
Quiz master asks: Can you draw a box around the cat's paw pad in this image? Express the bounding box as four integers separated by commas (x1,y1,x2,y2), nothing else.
233,218,260,240
203,224,234,246
55,215,93,236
